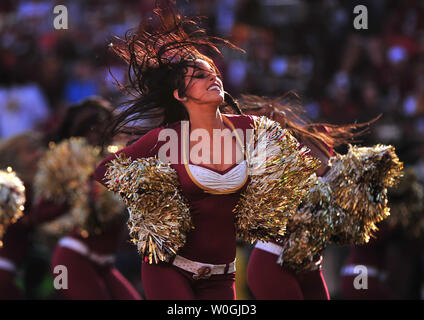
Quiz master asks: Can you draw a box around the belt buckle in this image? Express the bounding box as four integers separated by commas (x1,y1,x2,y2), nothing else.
193,266,212,280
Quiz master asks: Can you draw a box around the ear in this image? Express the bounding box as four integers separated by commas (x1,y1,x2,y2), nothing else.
173,89,187,102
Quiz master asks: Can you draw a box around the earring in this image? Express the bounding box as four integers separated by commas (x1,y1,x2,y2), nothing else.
182,97,188,101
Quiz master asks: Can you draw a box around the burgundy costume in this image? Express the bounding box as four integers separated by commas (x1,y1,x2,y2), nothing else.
51,223,141,300
340,226,399,299
29,187,141,300
0,216,31,299
247,246,329,300
0,192,65,299
94,114,254,300
247,126,332,300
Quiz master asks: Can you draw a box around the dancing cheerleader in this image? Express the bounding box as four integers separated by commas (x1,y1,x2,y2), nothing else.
340,168,424,299
0,132,47,299
0,168,25,299
240,95,403,300
94,3,320,300
33,97,141,300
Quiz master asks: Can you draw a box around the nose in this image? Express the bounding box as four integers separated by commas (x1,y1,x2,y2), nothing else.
209,72,217,82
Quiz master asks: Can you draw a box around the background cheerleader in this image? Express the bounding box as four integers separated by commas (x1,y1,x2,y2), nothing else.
241,95,402,300
0,132,45,299
33,97,141,300
340,167,424,299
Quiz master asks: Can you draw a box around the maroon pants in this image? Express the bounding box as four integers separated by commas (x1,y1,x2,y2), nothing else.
0,269,24,300
141,261,236,300
51,246,141,300
247,247,329,300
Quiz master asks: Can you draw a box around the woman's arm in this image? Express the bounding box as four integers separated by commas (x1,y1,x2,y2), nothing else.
94,127,163,187
300,137,331,177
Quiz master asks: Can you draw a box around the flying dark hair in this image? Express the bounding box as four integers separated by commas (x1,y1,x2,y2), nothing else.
238,91,380,157
106,1,243,139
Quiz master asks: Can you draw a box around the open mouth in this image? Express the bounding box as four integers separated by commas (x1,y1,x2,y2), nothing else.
207,83,222,91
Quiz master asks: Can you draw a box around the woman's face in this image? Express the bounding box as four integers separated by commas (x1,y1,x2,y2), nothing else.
179,59,224,107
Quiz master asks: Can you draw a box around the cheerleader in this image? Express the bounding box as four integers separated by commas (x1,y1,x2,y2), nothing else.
94,3,319,300
0,132,47,299
33,97,141,300
340,168,424,299
241,95,402,300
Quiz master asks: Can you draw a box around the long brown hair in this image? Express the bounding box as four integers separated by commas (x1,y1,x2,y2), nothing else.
239,92,380,157
106,1,243,139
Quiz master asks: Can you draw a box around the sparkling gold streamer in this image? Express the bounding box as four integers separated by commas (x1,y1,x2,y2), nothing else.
278,144,404,272
0,168,25,245
234,116,321,243
105,154,193,264
326,144,403,243
34,138,124,236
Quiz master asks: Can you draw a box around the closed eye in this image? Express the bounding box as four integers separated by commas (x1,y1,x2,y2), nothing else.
193,72,208,79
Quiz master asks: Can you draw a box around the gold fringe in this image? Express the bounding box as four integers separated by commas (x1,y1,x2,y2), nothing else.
0,168,25,245
278,144,404,272
234,116,321,243
105,154,193,264
34,138,124,237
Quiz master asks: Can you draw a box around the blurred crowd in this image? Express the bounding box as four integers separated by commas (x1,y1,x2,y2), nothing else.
1,0,424,168
1,0,424,299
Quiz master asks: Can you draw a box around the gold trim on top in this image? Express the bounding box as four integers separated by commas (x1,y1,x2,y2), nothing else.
222,115,246,158
182,114,248,194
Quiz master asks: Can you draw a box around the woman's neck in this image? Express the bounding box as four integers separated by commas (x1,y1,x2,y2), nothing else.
188,108,225,133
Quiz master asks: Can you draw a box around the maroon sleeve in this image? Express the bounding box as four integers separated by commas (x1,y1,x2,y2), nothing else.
94,127,163,187
223,113,255,132
315,125,334,156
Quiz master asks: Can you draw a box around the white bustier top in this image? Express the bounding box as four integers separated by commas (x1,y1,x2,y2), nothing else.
187,160,248,192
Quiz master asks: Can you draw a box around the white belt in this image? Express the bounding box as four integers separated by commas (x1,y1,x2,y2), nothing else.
0,257,17,273
255,241,323,269
341,264,387,281
172,255,236,280
58,237,115,266
255,241,284,256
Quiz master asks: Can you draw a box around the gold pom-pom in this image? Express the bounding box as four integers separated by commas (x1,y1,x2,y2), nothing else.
70,182,125,235
387,167,424,239
0,168,26,244
325,144,403,244
234,116,321,243
277,144,403,272
34,138,124,236
34,138,100,203
105,153,193,264
277,177,338,272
